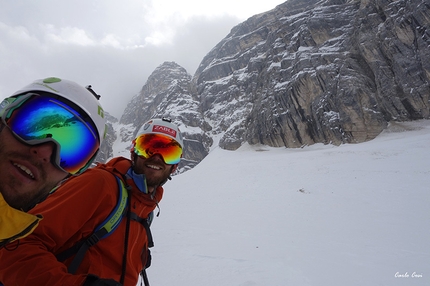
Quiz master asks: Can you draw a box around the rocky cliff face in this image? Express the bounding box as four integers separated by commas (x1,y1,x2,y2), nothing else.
102,0,430,169
195,0,430,149
94,112,117,164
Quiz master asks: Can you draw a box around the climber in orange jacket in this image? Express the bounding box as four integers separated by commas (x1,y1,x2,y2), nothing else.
0,118,184,286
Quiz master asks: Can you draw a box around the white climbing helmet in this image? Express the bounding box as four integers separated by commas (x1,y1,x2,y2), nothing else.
133,118,183,165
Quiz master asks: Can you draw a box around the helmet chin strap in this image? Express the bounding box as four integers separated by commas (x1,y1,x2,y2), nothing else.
159,175,171,187
160,162,178,186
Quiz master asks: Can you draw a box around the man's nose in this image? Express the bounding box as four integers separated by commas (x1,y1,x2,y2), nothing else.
151,153,168,164
30,142,56,163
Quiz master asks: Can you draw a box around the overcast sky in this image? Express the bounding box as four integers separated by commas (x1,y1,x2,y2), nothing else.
0,0,284,118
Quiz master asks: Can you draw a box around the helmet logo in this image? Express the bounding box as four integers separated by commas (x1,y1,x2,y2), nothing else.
143,122,151,131
43,77,62,84
35,77,61,93
98,105,104,118
153,125,176,138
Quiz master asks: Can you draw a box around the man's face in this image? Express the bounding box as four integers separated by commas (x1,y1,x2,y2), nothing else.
133,153,175,191
0,124,68,210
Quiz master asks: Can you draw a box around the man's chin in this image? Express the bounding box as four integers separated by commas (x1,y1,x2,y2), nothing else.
145,178,166,189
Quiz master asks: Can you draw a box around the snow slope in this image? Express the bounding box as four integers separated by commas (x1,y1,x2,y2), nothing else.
135,120,429,286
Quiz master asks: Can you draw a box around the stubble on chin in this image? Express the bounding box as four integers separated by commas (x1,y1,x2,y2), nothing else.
1,180,54,211
0,153,52,211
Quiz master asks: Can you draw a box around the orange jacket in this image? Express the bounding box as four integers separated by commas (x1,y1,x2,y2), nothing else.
0,157,163,286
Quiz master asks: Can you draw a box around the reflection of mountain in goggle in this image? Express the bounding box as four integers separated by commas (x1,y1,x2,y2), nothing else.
3,93,100,175
23,114,85,140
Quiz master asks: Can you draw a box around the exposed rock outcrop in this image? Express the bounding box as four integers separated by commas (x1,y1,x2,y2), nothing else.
194,0,430,149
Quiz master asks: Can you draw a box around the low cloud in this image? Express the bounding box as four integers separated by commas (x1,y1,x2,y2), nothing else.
0,0,281,118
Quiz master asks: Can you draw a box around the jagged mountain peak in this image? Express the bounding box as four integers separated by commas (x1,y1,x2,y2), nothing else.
118,61,211,172
120,62,191,127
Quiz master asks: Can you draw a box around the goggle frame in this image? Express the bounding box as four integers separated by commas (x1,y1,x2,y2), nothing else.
133,133,182,165
1,92,100,175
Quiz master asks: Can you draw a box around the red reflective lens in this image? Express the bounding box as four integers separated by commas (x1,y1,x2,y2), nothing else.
134,133,182,164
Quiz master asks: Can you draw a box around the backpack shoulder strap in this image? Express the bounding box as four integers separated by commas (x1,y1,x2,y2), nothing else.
56,175,128,274
129,212,154,248
93,176,128,237
130,212,154,286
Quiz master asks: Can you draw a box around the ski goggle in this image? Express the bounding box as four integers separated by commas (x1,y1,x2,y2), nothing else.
0,93,100,175
134,133,182,165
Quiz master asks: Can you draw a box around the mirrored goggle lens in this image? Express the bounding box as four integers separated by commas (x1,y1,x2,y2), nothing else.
134,133,182,165
4,94,99,174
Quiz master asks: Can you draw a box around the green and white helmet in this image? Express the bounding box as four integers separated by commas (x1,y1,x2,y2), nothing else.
10,77,106,142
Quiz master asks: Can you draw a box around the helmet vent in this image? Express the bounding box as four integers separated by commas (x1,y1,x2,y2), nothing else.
85,85,101,100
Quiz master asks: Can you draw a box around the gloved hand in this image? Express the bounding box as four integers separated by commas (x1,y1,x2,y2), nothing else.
83,274,123,286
